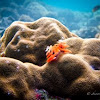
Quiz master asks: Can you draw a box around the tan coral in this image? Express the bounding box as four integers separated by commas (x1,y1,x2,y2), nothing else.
0,57,37,100
41,37,100,96
0,17,77,65
0,18,100,99
0,38,100,99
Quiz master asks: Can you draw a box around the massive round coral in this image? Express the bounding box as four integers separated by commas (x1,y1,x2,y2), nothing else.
0,17,77,65
0,18,100,100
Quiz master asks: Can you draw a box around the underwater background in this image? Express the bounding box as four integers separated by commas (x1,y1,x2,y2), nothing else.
0,0,100,99
0,0,100,38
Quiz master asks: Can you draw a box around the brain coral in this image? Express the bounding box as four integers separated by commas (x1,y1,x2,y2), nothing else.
0,17,100,100
0,57,37,100
0,17,77,66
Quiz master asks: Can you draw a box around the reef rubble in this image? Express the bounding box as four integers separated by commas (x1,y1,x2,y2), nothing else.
0,17,100,100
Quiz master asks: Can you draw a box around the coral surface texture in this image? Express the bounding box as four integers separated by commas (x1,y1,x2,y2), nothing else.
0,17,100,100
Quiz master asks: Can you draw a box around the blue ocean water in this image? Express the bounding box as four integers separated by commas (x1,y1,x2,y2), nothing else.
42,0,100,12
0,0,100,38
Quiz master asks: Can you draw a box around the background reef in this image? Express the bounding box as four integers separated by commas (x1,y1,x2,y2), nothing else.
0,0,100,38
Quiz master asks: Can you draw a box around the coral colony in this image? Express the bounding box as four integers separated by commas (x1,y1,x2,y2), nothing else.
0,0,100,99
0,17,100,100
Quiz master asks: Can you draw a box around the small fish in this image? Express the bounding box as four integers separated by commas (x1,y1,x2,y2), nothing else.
92,5,100,12
46,42,72,63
